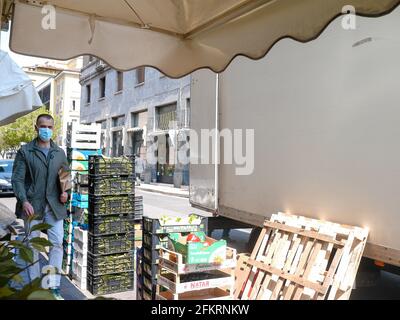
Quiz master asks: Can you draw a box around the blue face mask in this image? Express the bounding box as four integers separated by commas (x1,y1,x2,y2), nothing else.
38,128,53,142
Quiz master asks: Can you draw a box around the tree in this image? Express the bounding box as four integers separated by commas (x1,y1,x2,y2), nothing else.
0,107,61,157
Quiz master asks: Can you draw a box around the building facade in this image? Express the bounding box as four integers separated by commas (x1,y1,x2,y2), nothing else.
79,57,191,187
23,58,83,147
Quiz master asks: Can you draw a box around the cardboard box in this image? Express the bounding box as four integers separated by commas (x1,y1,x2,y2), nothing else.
72,199,89,209
70,160,89,171
72,192,89,202
168,232,227,265
68,149,102,161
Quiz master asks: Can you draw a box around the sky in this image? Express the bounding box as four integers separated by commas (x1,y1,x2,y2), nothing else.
1,29,50,68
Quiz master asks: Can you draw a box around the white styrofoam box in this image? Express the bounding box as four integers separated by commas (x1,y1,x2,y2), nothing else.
71,142,101,150
72,274,87,291
69,123,101,149
63,265,70,275
73,227,88,243
73,248,88,266
72,259,87,279
73,239,88,253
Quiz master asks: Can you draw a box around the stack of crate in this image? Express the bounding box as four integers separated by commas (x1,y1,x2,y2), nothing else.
63,123,102,276
137,215,208,300
156,246,237,300
87,155,141,295
71,173,92,229
71,226,89,290
134,196,143,249
69,149,102,211
62,217,77,275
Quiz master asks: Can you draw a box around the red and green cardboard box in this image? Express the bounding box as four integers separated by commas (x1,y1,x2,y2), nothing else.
168,232,227,265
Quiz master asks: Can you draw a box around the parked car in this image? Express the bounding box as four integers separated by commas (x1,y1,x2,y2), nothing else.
0,160,14,194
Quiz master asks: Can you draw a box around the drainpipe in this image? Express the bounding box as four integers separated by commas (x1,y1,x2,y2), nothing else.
214,73,219,213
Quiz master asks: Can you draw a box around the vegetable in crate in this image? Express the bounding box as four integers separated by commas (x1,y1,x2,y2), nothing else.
90,272,134,295
89,252,133,274
90,177,134,195
90,234,134,254
91,195,135,215
159,214,202,226
89,156,134,175
92,216,134,234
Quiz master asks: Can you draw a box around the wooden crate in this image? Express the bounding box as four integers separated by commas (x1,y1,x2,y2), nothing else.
157,247,236,300
158,270,233,294
157,287,232,300
235,212,368,300
159,247,237,274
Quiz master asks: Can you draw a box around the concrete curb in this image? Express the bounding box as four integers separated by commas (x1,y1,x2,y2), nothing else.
136,185,189,199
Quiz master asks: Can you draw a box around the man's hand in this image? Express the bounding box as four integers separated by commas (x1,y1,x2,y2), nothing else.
23,201,35,217
59,192,68,204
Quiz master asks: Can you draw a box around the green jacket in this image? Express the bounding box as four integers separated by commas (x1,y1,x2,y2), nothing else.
11,138,70,220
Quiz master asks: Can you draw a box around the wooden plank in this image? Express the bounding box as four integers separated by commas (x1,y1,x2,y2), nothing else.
249,230,282,300
241,229,269,299
282,237,315,299
303,225,336,299
279,216,336,300
267,233,299,300
264,221,344,246
363,242,400,267
241,227,271,299
246,259,327,294
327,232,355,300
234,254,250,299
292,240,323,300
281,235,309,299
337,236,367,298
260,231,294,299
276,212,367,240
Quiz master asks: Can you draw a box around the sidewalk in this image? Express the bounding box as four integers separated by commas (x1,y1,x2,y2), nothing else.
136,182,189,198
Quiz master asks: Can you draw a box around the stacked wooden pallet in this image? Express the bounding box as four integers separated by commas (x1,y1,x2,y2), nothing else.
235,212,368,300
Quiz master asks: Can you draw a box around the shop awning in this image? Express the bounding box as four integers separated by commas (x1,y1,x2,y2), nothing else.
0,50,42,126
4,0,400,78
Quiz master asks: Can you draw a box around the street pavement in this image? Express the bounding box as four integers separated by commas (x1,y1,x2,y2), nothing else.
1,192,399,300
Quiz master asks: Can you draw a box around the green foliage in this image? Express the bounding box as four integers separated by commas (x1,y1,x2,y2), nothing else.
0,107,61,156
30,223,52,233
0,215,55,300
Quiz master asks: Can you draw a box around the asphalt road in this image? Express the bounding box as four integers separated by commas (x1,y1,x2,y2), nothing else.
1,192,399,300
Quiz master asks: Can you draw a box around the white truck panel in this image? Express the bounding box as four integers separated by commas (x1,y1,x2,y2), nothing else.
189,70,217,210
191,7,400,251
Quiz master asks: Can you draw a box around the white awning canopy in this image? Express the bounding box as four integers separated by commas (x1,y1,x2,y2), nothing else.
4,0,400,78
0,50,42,126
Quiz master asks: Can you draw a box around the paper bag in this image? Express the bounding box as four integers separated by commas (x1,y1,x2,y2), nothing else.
58,167,72,192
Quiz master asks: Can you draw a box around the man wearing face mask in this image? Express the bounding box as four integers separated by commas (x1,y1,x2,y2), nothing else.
12,114,70,300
